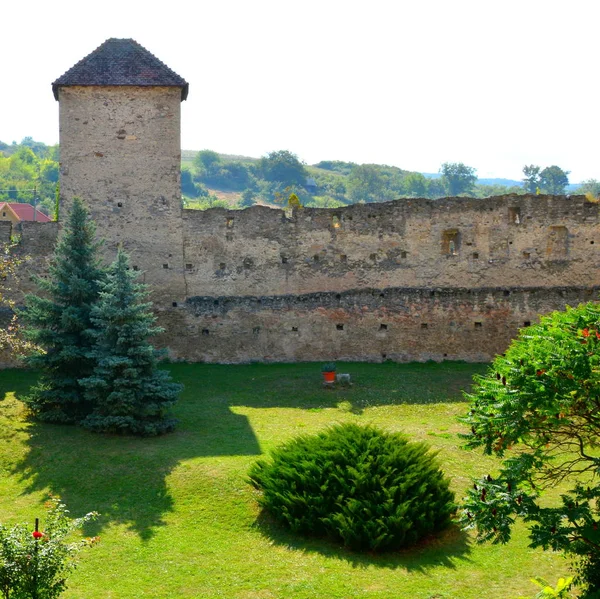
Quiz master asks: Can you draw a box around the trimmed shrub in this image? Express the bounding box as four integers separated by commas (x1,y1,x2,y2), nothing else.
248,423,456,552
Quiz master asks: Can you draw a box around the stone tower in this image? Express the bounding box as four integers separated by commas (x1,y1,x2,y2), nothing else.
52,38,189,307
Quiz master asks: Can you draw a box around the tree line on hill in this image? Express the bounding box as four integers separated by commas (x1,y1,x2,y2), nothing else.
183,149,600,210
3,138,600,215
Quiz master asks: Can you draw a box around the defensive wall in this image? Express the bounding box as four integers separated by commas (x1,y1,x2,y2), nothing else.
3,193,599,363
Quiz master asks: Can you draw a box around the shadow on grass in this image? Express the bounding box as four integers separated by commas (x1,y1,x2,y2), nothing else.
0,361,485,542
0,368,262,541
252,510,473,571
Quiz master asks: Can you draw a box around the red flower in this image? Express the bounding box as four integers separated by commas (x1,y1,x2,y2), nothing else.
596,331,600,340
32,531,43,539
536,369,546,376
582,328,590,338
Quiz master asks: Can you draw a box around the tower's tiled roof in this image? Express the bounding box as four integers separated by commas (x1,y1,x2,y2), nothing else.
52,38,188,101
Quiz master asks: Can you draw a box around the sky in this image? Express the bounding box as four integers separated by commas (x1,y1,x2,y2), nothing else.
2,0,598,182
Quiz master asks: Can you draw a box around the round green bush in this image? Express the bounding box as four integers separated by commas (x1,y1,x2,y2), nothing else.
248,423,456,552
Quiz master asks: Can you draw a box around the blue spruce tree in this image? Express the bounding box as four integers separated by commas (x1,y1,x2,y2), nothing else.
80,249,182,435
23,198,104,423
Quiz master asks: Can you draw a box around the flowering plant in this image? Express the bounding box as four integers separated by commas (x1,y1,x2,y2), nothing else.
0,497,98,599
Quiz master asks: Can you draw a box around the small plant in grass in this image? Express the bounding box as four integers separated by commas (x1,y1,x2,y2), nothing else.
248,423,456,552
320,362,336,373
0,497,98,599
517,576,575,599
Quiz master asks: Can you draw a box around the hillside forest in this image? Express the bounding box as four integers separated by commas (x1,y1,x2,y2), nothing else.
2,138,600,217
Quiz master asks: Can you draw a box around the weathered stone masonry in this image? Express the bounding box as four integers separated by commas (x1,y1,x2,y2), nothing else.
166,194,600,363
5,39,599,364
6,193,598,364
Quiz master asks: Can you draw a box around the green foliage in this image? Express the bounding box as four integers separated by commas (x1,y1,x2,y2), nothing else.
522,165,570,195
180,167,199,198
249,423,456,552
403,172,428,197
517,576,575,599
193,149,221,175
21,198,104,423
239,188,257,208
312,160,356,175
0,138,59,210
320,362,336,372
258,150,307,187
347,164,388,203
539,166,570,195
79,250,181,436
440,162,477,196
576,179,600,198
460,301,600,596
0,497,97,599
287,193,302,209
576,554,600,598
304,195,347,208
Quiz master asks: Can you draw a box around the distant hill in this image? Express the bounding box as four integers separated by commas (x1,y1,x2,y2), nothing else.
423,173,523,187
477,178,522,187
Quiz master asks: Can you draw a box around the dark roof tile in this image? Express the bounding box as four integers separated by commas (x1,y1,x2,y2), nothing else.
52,38,188,101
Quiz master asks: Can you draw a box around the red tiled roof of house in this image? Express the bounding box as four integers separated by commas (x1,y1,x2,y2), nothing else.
0,203,52,222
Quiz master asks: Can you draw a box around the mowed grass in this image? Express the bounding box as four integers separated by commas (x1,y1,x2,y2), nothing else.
0,362,569,599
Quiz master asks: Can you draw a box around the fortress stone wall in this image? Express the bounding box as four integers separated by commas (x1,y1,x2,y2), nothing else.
5,193,599,364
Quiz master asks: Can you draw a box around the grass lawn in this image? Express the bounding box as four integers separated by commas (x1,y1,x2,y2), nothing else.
0,362,571,599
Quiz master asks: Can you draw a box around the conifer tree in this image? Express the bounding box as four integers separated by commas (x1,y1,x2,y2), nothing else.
22,198,104,423
80,249,181,435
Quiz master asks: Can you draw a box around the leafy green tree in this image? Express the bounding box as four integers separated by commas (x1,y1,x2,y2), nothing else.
460,301,600,597
259,150,307,187
0,497,97,599
522,165,541,194
22,198,105,423
440,162,477,196
193,149,221,176
347,164,386,203
239,188,257,208
180,167,199,198
80,249,182,436
539,166,570,195
403,172,427,197
426,177,447,199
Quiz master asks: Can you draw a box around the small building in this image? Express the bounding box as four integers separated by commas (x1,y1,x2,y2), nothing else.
0,202,52,224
